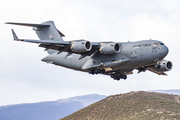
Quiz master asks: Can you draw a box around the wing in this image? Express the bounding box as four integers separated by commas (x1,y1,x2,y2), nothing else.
7,21,121,60
11,29,69,44
11,29,100,59
147,67,167,76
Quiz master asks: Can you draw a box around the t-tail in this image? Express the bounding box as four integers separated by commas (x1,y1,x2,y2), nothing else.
6,21,65,42
34,21,65,41
6,21,66,54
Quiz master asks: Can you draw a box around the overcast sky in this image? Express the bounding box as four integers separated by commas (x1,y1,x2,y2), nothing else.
0,0,180,106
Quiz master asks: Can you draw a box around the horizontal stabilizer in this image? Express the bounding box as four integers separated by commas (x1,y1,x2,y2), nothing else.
5,22,50,28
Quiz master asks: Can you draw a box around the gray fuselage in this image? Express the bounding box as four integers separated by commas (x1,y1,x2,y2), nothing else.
42,40,168,73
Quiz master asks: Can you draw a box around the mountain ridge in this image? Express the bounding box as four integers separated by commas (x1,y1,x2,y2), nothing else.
57,94,106,106
0,94,106,120
149,89,180,95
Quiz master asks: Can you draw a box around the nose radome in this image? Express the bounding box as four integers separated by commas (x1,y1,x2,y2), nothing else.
163,45,169,57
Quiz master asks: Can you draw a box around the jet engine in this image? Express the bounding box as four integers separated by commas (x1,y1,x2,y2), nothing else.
70,40,92,53
99,43,121,54
155,60,172,71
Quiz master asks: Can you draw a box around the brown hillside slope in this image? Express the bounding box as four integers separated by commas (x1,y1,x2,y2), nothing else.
60,91,180,120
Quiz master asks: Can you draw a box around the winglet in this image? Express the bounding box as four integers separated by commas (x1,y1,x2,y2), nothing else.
11,29,19,40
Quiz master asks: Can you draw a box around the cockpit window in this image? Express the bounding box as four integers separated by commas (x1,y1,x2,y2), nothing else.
153,43,160,46
153,42,164,46
159,42,164,45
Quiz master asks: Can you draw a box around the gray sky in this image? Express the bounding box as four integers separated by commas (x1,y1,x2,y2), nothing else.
0,0,180,106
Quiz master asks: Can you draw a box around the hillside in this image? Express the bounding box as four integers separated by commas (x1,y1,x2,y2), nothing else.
0,94,106,120
61,91,180,120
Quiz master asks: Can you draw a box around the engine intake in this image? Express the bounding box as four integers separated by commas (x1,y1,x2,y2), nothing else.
155,60,172,71
99,43,121,54
71,40,92,53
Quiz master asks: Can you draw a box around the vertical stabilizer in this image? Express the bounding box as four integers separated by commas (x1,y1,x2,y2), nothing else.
6,21,65,54
33,21,64,41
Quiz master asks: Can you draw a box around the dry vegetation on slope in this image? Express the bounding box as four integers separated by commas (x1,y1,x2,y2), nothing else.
60,91,180,120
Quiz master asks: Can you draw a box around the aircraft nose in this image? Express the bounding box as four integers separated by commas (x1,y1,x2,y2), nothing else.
162,45,169,57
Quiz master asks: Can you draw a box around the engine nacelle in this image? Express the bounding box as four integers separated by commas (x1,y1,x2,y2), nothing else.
70,40,92,53
99,43,121,54
155,60,172,71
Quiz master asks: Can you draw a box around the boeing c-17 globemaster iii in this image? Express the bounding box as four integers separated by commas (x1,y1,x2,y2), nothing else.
6,21,172,80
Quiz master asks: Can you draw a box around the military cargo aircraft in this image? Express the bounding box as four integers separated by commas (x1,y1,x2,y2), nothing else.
6,21,172,80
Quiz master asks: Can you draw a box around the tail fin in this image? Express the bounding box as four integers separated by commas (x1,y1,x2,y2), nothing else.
6,21,65,41
34,21,64,41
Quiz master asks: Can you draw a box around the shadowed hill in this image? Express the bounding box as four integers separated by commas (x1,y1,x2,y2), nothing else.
0,94,106,120
61,91,180,120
